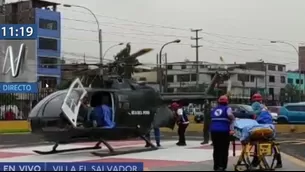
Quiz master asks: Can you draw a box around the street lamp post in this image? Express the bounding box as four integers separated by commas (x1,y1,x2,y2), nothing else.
102,43,124,59
63,4,103,74
271,41,301,100
158,39,181,92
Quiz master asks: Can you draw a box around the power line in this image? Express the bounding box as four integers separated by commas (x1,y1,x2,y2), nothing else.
61,19,300,55
61,8,305,43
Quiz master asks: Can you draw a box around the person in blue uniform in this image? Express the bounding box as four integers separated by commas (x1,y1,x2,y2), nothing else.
174,101,189,146
251,93,282,168
94,96,115,128
210,95,235,171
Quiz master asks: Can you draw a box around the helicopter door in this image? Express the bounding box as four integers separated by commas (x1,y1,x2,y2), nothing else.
61,78,87,127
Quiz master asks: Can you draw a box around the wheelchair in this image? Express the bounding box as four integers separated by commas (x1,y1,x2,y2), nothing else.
232,128,282,171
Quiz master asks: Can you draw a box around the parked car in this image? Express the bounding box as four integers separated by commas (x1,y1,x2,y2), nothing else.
267,106,280,122
193,108,204,123
278,102,305,124
229,104,256,119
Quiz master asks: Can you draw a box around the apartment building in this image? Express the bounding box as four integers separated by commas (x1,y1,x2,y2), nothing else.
287,71,305,90
166,61,287,99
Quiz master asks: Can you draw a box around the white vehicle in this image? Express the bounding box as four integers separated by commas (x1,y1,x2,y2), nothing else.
267,106,280,122
193,108,204,123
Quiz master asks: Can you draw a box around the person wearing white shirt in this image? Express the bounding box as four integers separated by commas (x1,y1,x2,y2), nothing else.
172,102,189,146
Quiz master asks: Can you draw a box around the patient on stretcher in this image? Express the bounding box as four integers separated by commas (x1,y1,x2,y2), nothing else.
233,119,275,143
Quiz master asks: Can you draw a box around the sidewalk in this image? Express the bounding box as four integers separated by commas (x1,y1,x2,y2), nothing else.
151,153,305,171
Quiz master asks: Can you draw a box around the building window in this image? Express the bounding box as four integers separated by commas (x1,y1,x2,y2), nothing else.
278,65,284,71
280,76,286,83
181,65,186,69
39,76,57,88
39,57,58,68
250,75,255,82
296,79,303,84
237,74,249,82
39,19,58,30
39,37,58,51
177,74,189,82
268,65,276,71
167,75,174,82
269,76,275,83
191,74,196,81
288,78,293,84
139,77,146,81
167,88,174,93
167,65,172,70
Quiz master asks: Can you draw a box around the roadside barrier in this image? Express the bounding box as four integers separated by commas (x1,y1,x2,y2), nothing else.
1,120,305,134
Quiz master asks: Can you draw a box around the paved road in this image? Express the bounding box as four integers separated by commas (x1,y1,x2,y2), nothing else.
151,155,305,171
2,131,305,162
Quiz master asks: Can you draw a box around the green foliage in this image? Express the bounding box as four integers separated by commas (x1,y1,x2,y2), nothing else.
57,80,73,90
280,84,302,102
0,94,18,105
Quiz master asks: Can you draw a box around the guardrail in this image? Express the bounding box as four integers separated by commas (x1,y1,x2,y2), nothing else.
1,120,305,134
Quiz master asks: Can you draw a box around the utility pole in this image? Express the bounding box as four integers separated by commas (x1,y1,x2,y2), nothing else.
164,53,168,92
83,53,86,64
191,29,203,87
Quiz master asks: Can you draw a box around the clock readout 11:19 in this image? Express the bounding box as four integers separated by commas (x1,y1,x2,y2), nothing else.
2,26,33,37
0,24,37,39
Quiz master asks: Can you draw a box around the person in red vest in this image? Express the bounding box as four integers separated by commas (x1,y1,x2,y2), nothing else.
4,109,15,120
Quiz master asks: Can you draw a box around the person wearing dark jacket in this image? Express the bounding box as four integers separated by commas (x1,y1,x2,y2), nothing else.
202,100,211,145
210,95,235,171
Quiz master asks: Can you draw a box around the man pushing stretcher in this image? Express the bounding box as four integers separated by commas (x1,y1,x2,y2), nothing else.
251,93,282,168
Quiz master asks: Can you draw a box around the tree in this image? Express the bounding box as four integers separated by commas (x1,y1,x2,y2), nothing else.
0,94,18,105
56,80,73,90
280,84,301,102
110,43,153,79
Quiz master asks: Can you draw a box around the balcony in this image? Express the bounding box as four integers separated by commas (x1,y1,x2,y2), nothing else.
38,67,61,76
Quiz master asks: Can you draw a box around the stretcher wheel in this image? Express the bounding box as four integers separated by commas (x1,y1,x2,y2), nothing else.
234,164,249,171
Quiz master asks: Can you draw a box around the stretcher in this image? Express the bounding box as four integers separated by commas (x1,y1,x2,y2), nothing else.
231,119,281,171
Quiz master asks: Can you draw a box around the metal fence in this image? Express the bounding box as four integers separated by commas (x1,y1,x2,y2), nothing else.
0,91,297,120
0,92,52,120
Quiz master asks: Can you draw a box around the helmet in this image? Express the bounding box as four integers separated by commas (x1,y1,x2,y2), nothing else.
170,102,180,110
252,93,262,102
218,95,229,104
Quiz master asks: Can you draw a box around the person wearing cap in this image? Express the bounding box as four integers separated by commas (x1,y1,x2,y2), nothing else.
210,95,235,171
171,101,189,146
251,93,282,168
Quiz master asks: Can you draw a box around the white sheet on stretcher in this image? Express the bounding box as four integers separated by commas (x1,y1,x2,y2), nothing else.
233,119,275,142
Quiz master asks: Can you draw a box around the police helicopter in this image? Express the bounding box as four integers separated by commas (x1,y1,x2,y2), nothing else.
28,45,176,157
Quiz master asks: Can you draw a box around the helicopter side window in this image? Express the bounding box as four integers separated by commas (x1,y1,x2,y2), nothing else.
42,93,66,117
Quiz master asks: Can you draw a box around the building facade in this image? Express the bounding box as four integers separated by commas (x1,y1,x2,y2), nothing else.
133,61,287,100
299,46,305,72
35,6,61,88
0,0,61,89
287,71,305,90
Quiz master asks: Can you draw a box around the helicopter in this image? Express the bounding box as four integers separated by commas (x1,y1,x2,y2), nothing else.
28,45,176,157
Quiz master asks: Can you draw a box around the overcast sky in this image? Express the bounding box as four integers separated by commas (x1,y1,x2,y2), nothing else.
8,0,305,70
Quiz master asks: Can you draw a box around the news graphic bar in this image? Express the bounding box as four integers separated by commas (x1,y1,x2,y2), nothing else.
0,162,144,171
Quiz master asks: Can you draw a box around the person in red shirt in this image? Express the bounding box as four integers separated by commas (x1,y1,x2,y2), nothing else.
4,109,15,120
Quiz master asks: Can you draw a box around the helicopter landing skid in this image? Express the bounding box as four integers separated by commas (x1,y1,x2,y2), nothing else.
91,134,158,157
33,141,102,155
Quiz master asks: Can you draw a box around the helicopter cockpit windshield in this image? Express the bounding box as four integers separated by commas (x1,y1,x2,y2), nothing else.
61,78,115,128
